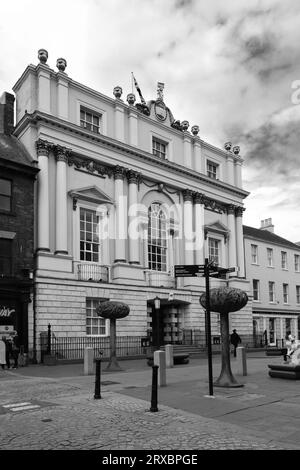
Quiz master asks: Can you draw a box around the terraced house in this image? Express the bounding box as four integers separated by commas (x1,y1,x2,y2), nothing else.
12,49,251,361
244,219,300,346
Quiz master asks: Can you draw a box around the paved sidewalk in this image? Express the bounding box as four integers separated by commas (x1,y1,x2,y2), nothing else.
0,352,299,450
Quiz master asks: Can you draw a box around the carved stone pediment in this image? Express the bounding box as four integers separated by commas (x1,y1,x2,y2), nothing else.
69,186,114,209
204,221,229,241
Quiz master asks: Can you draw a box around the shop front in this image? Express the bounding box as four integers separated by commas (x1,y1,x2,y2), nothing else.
0,280,32,352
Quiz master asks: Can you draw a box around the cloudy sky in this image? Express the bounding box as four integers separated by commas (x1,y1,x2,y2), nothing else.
1,0,300,242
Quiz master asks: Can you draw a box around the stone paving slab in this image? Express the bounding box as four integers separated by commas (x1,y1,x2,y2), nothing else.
0,391,289,450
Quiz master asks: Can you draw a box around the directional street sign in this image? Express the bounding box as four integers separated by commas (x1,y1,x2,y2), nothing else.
174,265,205,277
174,264,236,278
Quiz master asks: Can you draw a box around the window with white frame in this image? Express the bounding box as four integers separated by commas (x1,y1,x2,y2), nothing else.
269,281,275,302
80,107,101,134
251,244,258,264
208,238,220,265
283,283,289,304
295,254,300,272
148,203,167,272
207,161,218,179
267,248,273,267
80,208,100,262
86,298,108,336
152,138,167,159
297,286,300,304
252,279,260,301
281,251,287,269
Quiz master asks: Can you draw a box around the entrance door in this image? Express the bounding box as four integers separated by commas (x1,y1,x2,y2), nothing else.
269,318,276,345
150,305,164,349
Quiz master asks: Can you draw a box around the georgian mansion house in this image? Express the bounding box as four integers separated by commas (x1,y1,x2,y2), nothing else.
12,49,251,359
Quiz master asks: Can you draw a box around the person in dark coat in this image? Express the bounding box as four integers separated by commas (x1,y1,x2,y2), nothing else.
230,329,241,357
2,336,12,369
11,334,20,369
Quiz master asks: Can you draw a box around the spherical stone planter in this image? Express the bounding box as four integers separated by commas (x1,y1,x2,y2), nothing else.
96,301,130,372
200,287,248,388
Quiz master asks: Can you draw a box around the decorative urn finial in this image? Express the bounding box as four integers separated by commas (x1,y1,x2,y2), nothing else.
181,120,189,131
127,93,136,106
56,58,67,72
113,86,123,99
232,145,240,155
224,141,232,151
191,125,199,136
38,49,48,65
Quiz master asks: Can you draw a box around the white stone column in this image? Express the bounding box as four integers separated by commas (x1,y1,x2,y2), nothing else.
226,153,235,185
183,132,192,168
227,205,237,272
128,105,138,146
194,193,205,265
235,160,243,188
183,190,194,265
235,206,245,278
114,166,127,263
55,146,68,254
193,134,202,173
36,140,51,252
168,230,174,276
56,72,69,120
114,89,125,142
37,64,51,114
294,317,298,340
127,170,140,264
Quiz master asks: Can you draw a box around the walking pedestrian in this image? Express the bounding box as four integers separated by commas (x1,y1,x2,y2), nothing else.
11,334,20,369
230,329,241,358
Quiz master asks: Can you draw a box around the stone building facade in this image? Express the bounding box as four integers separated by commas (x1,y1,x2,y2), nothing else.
12,50,251,359
0,92,39,353
244,219,300,346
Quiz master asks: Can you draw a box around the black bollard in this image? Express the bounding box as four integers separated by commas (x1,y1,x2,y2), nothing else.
94,358,102,399
150,364,159,412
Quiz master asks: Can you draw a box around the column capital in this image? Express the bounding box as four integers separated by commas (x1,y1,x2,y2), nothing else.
113,165,127,180
194,192,205,204
55,145,70,162
227,204,236,215
127,169,141,185
36,139,51,157
182,189,194,202
235,206,245,217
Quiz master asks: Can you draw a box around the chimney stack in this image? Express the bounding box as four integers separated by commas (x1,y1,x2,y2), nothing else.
260,218,274,233
0,92,15,135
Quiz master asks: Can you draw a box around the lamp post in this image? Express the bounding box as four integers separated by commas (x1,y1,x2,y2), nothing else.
154,296,161,351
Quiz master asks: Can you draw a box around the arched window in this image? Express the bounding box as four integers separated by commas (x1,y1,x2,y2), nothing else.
148,203,167,272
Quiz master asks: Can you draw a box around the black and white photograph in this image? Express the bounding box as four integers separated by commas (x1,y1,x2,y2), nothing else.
0,0,300,457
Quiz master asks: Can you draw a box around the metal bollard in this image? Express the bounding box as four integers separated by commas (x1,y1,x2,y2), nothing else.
94,358,102,399
150,364,159,412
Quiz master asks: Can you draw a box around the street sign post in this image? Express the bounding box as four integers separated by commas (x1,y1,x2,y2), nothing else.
174,261,237,397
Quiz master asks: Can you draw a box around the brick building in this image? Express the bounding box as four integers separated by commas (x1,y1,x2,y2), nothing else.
12,50,251,360
0,92,39,353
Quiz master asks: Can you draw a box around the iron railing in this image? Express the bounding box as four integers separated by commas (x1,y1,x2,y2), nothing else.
77,263,109,282
41,331,266,362
50,335,146,361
